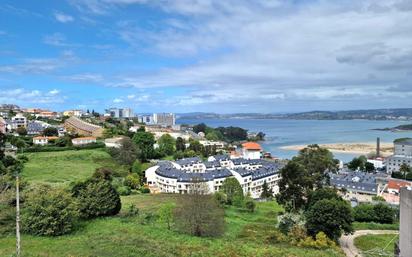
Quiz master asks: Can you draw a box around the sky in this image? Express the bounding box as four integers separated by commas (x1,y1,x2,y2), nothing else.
0,0,411,114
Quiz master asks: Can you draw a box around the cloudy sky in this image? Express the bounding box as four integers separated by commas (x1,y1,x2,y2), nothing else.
0,0,411,113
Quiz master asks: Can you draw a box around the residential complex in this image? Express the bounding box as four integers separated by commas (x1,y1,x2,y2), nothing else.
63,110,84,117
145,156,283,198
10,113,27,129
386,138,412,173
64,116,104,137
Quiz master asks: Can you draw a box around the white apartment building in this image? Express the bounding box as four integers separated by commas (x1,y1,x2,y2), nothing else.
11,113,27,129
153,113,175,127
145,156,282,199
71,137,97,145
386,138,412,173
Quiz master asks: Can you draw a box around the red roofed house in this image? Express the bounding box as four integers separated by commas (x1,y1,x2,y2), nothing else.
241,142,262,160
387,179,412,195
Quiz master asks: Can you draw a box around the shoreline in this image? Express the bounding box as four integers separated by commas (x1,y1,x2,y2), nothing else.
279,142,394,157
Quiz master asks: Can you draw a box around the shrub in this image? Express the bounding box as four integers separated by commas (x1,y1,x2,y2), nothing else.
245,199,256,212
140,187,150,194
372,195,386,202
124,173,140,189
297,232,337,249
221,177,244,206
22,186,78,236
277,212,303,235
288,224,307,244
72,178,121,219
125,204,139,217
117,186,132,196
353,203,395,224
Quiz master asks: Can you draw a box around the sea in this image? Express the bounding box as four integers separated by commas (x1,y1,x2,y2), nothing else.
176,118,412,162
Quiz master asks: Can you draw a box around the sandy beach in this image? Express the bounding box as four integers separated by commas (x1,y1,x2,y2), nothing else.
279,142,394,157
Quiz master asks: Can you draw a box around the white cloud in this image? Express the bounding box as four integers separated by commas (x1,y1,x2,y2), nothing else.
62,73,104,83
0,88,65,104
113,98,124,103
54,11,74,23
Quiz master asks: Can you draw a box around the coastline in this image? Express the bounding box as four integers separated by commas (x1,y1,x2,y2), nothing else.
279,142,394,157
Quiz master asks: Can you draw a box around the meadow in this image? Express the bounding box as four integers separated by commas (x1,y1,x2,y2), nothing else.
0,194,345,257
354,234,399,257
21,149,129,186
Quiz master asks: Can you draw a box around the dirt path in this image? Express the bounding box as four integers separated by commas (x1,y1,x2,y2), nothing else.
339,230,398,257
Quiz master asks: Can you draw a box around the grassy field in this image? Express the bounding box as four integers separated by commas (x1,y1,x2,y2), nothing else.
0,194,345,257
354,234,399,257
353,222,399,231
21,149,128,186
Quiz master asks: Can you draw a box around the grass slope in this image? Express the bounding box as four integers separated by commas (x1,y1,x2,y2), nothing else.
0,194,345,257
354,234,399,257
21,149,128,186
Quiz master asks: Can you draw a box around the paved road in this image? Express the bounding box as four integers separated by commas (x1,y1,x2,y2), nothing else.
339,230,399,257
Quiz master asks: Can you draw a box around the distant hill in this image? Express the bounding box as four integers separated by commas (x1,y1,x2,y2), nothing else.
375,124,412,131
177,108,412,121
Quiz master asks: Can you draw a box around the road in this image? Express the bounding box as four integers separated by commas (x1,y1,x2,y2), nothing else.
339,230,399,257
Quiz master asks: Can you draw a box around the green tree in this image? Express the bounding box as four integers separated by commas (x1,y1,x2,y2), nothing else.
276,161,310,211
72,178,121,219
175,137,186,152
22,185,78,236
245,198,256,212
260,181,273,199
158,203,175,230
400,163,411,179
293,144,338,188
43,127,58,136
348,156,367,171
193,123,207,134
0,132,6,161
109,137,139,166
364,162,375,173
158,134,176,156
305,199,353,241
306,187,342,210
132,130,155,162
221,177,244,206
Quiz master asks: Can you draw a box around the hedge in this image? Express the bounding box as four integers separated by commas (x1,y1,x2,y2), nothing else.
22,142,106,153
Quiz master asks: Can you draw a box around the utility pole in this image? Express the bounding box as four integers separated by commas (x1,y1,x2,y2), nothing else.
16,175,21,257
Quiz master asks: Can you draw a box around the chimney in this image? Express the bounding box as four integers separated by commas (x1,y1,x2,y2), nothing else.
376,137,380,157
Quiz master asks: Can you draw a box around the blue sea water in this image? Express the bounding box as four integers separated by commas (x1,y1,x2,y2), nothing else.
177,118,412,162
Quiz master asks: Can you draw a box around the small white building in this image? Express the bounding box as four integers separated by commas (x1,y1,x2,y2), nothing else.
241,142,262,160
11,113,27,129
71,137,96,146
367,157,385,169
104,136,126,148
199,140,226,149
33,136,59,145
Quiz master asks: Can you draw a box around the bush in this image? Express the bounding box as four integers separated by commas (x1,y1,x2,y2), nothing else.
277,212,303,235
22,186,78,236
245,199,256,212
353,203,395,224
140,187,150,194
124,173,140,189
297,232,337,249
72,178,121,219
117,186,132,196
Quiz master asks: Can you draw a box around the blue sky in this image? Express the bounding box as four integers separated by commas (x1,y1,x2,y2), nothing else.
0,0,411,113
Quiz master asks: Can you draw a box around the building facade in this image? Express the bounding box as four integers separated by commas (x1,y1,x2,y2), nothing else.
105,108,134,118
71,137,97,145
241,142,262,160
0,117,6,134
399,187,412,257
11,113,27,129
153,113,175,127
64,116,103,137
387,138,412,173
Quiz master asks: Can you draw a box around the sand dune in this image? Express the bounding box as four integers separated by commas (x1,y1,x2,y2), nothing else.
280,142,393,157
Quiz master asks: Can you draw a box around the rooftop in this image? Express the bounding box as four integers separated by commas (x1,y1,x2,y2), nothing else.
242,142,262,151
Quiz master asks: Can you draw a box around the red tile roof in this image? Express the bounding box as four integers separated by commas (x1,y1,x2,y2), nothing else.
388,179,412,191
242,142,262,151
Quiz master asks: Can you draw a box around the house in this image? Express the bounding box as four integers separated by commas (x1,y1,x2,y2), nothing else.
26,121,45,135
36,111,57,118
63,110,83,117
72,137,97,146
241,142,262,160
11,113,27,129
387,179,412,195
104,136,126,148
0,117,6,134
33,136,59,145
64,116,103,137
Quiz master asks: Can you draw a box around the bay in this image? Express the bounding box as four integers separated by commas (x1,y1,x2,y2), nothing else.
177,118,412,162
